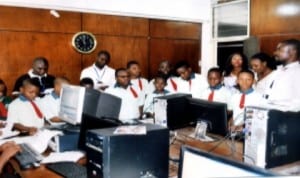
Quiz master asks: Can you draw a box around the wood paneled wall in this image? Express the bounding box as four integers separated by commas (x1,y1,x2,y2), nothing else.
251,0,300,55
0,6,201,94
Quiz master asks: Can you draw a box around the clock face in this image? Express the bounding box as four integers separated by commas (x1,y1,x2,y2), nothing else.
72,32,97,54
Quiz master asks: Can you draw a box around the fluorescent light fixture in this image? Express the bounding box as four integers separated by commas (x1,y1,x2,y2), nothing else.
50,9,60,18
276,3,300,16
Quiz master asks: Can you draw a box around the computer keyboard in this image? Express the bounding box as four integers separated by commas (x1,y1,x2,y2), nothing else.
15,143,43,169
46,162,87,178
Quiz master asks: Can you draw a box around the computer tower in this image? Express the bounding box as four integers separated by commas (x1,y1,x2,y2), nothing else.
244,106,300,168
153,93,192,130
85,124,169,178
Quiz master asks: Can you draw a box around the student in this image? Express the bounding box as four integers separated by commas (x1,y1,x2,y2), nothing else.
7,78,45,135
143,75,170,118
0,141,20,174
250,53,277,95
0,80,12,118
228,69,263,128
39,77,70,123
80,50,115,90
80,77,94,89
127,60,149,101
175,60,208,99
200,67,231,105
264,39,300,111
12,57,55,96
105,68,143,121
223,52,249,91
147,61,178,94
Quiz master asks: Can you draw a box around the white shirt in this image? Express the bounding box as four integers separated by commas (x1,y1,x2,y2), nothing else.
143,90,170,114
7,96,44,128
130,78,148,104
38,92,60,121
228,89,263,126
224,74,238,94
254,71,276,95
106,85,143,121
200,85,232,105
264,62,300,111
147,77,178,95
176,73,208,99
80,64,115,90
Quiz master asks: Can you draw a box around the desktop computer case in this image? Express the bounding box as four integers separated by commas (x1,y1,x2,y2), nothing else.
85,124,169,178
244,106,300,168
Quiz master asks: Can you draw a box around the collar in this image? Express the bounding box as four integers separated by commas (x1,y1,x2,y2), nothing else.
282,61,300,70
153,89,169,94
240,88,254,95
19,95,29,102
51,91,60,99
93,63,107,71
28,69,47,78
209,84,223,91
114,83,132,89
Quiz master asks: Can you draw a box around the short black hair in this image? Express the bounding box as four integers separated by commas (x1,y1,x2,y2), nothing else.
22,78,41,89
281,39,300,58
97,50,111,63
80,77,94,87
207,67,223,77
238,69,255,79
0,79,7,96
174,60,190,71
224,52,248,76
126,60,139,69
251,52,276,70
154,74,167,84
33,56,49,67
115,68,128,77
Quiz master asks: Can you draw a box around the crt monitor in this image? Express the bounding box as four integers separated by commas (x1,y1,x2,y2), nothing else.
58,85,85,125
188,98,228,136
178,146,276,178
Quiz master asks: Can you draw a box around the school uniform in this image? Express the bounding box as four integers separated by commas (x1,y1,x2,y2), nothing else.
224,74,238,93
12,69,55,95
228,88,263,126
200,84,231,105
38,91,60,121
147,77,178,95
176,73,208,98
105,84,143,121
7,95,44,128
143,89,170,114
80,64,115,90
130,77,149,103
254,71,276,95
264,62,300,111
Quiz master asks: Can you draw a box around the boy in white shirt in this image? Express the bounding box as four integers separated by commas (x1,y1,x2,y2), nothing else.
200,67,231,105
175,61,208,98
39,77,69,123
106,68,143,121
228,70,263,129
143,75,170,118
7,78,45,135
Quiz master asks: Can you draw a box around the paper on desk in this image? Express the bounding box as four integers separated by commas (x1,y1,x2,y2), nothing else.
0,129,62,154
41,151,85,164
113,125,146,135
0,121,20,140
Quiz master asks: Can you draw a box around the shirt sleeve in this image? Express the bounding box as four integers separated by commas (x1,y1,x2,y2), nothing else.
7,102,20,124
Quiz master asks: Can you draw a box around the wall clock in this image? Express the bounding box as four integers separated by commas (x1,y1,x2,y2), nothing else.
72,32,97,54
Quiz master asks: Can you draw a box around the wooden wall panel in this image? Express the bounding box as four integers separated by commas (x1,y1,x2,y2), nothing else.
150,20,201,39
149,39,200,78
0,6,81,33
82,36,149,77
0,31,82,91
82,14,149,37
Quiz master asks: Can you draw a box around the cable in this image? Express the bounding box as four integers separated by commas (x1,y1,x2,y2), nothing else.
207,133,231,153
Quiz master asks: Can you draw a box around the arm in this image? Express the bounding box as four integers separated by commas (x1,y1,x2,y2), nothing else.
0,142,20,173
13,123,37,136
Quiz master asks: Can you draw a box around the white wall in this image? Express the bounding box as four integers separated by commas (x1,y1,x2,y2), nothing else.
0,0,214,75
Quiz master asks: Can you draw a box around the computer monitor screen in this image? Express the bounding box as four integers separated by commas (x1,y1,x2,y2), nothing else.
58,85,85,125
178,146,276,178
188,98,228,136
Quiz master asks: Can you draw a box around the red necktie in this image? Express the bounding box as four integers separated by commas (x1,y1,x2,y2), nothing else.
208,91,214,102
189,80,192,91
130,87,138,98
239,94,246,109
30,101,43,119
138,79,143,90
170,78,177,91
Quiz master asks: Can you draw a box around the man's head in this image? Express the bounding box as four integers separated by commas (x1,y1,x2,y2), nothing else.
154,75,167,92
20,78,40,101
80,78,94,89
54,77,70,96
32,57,49,76
158,61,171,76
250,53,276,75
127,60,141,79
115,68,130,87
175,61,192,81
95,50,111,69
207,67,223,88
278,39,300,65
237,69,255,92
